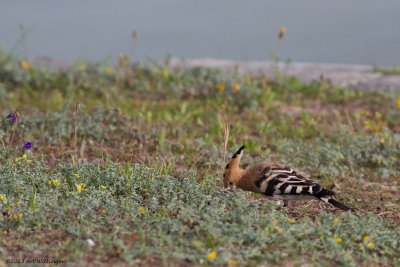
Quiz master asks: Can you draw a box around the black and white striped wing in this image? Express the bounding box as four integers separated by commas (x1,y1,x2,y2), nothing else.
255,166,334,200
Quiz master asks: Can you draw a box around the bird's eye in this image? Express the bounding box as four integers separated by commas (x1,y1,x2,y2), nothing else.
229,181,233,185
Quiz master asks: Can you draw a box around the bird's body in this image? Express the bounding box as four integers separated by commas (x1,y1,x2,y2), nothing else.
223,146,353,211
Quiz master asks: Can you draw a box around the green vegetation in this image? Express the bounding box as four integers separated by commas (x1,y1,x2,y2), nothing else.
1,50,400,266
372,64,400,76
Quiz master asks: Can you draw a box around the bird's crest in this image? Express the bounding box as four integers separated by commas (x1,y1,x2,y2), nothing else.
223,145,245,188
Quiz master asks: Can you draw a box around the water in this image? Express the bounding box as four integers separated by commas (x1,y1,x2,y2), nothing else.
1,0,399,65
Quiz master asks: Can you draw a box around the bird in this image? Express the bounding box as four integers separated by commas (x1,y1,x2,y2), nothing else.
222,145,354,211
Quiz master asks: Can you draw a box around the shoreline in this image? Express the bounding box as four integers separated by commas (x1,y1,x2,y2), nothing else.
36,57,400,92
169,58,400,92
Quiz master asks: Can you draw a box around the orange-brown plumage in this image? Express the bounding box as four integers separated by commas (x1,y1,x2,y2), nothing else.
223,145,354,211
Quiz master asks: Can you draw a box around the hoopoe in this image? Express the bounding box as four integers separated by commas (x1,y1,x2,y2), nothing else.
223,145,354,211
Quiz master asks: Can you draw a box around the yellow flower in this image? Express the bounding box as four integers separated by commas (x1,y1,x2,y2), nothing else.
397,99,400,109
74,173,80,179
207,251,217,261
339,154,344,160
380,138,385,144
14,214,18,220
19,214,23,218
16,201,21,205
368,242,375,248
4,230,7,235
76,183,86,193
275,227,283,234
140,207,144,213
79,65,86,71
106,67,113,74
336,238,342,244
357,243,362,248
100,185,107,189
375,111,382,118
15,158,20,163
0,195,4,201
54,179,60,186
21,61,31,70
233,82,240,93
216,84,225,92
279,26,286,38
48,180,52,185
333,220,339,226
22,154,27,159
363,235,370,242
162,70,169,79
118,53,126,66
377,159,382,165
288,218,295,224
230,260,237,266
385,133,389,138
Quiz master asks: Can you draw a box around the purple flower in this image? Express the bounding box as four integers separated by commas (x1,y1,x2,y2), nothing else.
6,113,19,123
24,142,32,150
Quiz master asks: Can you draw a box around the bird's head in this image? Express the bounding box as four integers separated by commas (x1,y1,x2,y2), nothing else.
222,145,246,188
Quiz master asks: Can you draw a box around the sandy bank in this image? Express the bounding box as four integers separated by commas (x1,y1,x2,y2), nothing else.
170,58,400,92
36,57,400,92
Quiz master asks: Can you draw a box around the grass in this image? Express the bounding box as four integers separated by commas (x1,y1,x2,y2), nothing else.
372,64,400,76
0,49,400,266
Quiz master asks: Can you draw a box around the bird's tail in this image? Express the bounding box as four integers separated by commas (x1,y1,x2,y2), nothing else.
320,197,354,212
315,187,353,211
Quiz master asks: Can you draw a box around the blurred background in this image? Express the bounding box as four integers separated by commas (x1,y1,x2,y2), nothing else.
1,0,399,65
